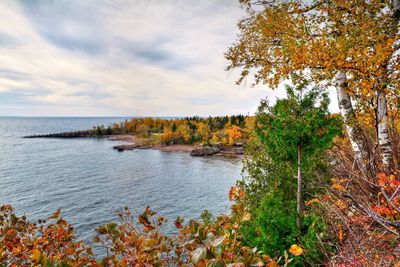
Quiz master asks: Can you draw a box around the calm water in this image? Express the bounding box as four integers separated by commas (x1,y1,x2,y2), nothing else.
0,117,242,244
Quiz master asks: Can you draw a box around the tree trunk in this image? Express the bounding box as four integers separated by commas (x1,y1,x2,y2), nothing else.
296,144,302,230
374,0,400,172
377,91,392,171
394,0,400,19
336,72,367,168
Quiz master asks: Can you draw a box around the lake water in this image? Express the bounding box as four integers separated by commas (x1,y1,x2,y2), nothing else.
0,117,242,246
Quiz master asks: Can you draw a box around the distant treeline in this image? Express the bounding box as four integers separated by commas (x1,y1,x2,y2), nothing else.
96,115,255,145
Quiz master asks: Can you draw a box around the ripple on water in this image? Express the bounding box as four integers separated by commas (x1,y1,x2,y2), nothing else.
0,117,243,256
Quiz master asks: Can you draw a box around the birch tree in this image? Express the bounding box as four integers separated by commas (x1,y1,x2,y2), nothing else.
377,0,400,170
226,0,400,171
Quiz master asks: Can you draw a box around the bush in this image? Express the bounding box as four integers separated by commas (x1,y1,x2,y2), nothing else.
240,188,330,266
241,189,299,256
0,189,304,267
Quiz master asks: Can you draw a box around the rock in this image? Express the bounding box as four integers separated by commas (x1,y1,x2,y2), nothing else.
190,146,220,156
112,144,141,151
234,147,244,154
23,130,97,138
212,143,223,150
220,146,243,155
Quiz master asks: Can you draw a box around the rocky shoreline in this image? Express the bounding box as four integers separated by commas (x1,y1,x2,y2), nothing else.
112,139,243,157
23,130,99,138
23,132,243,157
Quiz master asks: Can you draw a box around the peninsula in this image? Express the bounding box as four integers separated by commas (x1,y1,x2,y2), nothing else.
23,115,250,156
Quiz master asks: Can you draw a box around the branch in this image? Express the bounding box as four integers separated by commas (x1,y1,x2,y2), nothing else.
380,187,400,214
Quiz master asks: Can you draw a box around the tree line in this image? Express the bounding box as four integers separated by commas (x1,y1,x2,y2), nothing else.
96,115,254,146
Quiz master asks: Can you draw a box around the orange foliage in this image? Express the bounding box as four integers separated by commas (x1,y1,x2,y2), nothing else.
0,205,96,266
226,126,242,146
372,173,400,221
0,187,301,266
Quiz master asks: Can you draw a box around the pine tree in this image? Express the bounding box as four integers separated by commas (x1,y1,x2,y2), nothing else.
255,81,341,229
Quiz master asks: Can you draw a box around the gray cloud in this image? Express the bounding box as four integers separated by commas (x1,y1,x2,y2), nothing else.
0,33,19,47
0,68,31,80
0,0,325,117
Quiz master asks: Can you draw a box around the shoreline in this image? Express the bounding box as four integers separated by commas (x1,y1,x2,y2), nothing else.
22,133,243,157
109,135,243,157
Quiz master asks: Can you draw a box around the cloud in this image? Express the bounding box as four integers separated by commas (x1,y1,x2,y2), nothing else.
0,0,334,117
0,33,20,47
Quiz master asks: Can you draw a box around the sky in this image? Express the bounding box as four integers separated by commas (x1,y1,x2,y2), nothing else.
0,0,336,117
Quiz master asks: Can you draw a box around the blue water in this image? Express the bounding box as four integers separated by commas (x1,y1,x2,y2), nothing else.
0,117,242,246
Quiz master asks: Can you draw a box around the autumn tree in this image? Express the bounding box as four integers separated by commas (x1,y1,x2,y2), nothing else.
177,124,191,143
196,122,211,143
211,134,220,144
226,0,400,171
255,82,341,229
136,124,150,138
161,128,174,144
226,125,242,146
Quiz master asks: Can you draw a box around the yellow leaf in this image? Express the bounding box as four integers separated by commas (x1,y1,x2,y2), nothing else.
31,249,41,263
339,228,344,241
48,209,61,219
11,246,21,254
332,183,344,191
242,212,251,222
305,198,320,206
289,244,303,256
338,224,345,241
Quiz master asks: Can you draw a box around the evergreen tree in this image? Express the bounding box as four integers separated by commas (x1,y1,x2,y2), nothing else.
171,122,177,132
255,80,341,229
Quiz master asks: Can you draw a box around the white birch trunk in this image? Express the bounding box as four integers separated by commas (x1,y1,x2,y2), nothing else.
374,0,400,171
336,72,365,167
377,91,392,170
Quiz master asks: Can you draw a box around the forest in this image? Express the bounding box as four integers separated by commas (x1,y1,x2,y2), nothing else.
100,115,253,146
2,0,400,266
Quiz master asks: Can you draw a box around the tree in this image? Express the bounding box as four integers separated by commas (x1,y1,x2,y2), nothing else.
226,0,400,171
177,124,191,143
255,82,341,229
171,122,177,132
226,125,242,146
211,134,220,144
136,124,150,138
196,122,211,143
161,128,174,144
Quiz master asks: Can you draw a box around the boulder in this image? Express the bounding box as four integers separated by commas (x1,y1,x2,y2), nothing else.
212,143,223,150
112,144,140,151
190,146,220,156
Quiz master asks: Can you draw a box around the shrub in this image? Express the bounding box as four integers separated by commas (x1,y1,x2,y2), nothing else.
0,188,304,266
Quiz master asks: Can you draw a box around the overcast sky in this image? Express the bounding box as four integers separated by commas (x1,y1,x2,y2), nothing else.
0,0,336,117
